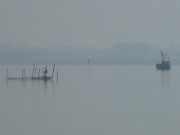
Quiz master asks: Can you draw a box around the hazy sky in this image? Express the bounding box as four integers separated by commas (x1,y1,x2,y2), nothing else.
1,0,180,48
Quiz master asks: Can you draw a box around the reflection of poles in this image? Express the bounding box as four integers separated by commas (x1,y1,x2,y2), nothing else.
22,69,26,80
34,68,37,77
56,70,58,81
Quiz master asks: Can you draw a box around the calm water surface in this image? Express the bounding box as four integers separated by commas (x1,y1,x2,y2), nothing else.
0,65,180,135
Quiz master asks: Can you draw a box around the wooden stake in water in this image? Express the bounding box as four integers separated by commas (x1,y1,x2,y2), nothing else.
6,68,8,80
22,69,24,80
52,64,55,79
34,68,37,77
38,69,40,78
24,69,26,80
32,64,35,78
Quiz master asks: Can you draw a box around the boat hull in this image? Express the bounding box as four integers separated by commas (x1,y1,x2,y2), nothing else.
156,63,170,70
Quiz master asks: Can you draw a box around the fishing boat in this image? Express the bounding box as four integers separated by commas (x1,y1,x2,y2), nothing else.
156,50,170,70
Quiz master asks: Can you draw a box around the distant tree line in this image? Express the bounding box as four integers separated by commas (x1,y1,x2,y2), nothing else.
0,42,179,65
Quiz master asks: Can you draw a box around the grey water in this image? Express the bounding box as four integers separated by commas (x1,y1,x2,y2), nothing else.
0,65,180,135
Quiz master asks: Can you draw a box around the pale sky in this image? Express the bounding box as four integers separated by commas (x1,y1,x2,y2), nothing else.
1,0,180,48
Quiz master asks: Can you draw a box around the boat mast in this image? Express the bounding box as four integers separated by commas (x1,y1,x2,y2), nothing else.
161,50,168,61
161,50,164,61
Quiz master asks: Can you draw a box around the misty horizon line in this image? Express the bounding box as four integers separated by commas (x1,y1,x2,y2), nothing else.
0,42,179,65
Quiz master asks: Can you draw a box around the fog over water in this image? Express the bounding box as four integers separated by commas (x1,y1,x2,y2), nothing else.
1,1,180,134
1,65,180,135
